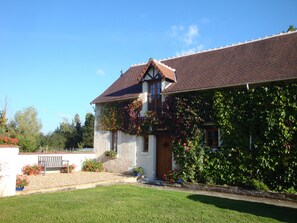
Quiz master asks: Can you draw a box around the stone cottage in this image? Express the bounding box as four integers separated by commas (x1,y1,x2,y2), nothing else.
91,31,297,179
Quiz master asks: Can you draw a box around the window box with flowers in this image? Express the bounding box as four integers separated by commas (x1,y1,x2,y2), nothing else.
16,174,29,191
104,150,117,159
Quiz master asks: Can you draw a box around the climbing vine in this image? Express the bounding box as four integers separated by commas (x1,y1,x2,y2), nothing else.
210,82,297,190
98,82,297,191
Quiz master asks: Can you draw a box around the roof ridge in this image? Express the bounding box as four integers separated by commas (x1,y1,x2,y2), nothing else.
153,59,176,71
161,31,297,61
131,62,147,67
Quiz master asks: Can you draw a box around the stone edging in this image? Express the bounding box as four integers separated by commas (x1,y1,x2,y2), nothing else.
181,183,297,202
16,177,137,196
0,145,19,148
19,152,95,155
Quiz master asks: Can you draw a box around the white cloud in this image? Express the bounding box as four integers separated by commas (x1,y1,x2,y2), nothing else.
170,24,203,56
176,44,204,56
96,68,105,76
170,24,199,46
184,25,199,46
170,25,184,37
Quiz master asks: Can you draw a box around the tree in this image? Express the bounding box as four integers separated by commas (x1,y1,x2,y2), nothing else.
287,25,297,32
10,106,42,152
82,113,94,148
0,98,8,135
73,114,83,148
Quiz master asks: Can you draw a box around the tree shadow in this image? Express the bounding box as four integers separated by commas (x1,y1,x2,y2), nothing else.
188,194,297,223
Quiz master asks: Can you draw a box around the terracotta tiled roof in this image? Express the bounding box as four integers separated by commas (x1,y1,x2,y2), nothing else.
91,65,144,104
91,31,297,104
138,59,176,82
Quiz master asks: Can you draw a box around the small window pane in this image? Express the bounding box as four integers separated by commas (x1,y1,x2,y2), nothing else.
147,81,162,112
143,136,149,152
111,131,118,152
206,128,218,148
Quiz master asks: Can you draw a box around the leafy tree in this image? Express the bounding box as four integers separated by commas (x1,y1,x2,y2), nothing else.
82,113,94,148
287,25,297,32
55,119,73,149
73,114,83,148
10,106,42,152
0,98,9,135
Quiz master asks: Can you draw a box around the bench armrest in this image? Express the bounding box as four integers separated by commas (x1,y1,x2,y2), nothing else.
38,160,46,165
62,160,69,164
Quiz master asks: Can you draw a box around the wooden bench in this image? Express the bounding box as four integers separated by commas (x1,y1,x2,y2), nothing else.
38,156,69,174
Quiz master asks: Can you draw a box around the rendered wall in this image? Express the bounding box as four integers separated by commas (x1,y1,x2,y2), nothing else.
0,146,19,197
95,130,137,173
17,153,96,174
136,135,156,178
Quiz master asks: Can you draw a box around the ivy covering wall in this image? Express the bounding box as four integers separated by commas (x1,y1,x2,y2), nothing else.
98,82,297,191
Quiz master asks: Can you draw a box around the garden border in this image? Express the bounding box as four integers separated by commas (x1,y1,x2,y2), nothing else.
181,182,297,202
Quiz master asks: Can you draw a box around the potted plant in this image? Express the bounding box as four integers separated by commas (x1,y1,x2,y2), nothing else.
105,150,117,159
16,174,29,191
60,164,76,173
133,166,144,177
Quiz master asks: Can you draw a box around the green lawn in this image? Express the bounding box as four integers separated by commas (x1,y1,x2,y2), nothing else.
0,185,296,223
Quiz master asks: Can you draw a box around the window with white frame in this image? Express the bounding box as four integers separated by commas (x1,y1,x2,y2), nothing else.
143,135,149,152
111,130,118,152
205,127,219,148
148,81,162,113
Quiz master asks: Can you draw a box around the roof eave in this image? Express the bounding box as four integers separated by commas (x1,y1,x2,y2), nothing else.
91,95,140,105
162,77,297,95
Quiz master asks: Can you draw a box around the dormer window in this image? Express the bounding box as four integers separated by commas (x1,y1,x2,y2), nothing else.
148,81,161,112
138,58,176,114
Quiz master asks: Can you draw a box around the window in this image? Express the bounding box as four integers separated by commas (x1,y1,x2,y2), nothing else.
205,127,219,148
148,81,161,112
111,130,118,152
143,135,149,152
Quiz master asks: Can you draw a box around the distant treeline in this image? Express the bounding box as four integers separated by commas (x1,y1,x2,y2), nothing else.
0,105,94,152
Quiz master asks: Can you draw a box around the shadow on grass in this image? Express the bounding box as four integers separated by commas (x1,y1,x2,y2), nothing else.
188,194,297,223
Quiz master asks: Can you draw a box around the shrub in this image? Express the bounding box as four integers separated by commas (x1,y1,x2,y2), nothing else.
249,179,270,192
284,187,297,194
172,135,205,183
81,159,104,172
163,169,182,184
105,150,117,158
16,174,29,187
60,164,76,173
22,164,42,175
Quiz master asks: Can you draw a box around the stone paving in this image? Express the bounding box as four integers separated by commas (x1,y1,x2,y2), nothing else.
18,171,137,195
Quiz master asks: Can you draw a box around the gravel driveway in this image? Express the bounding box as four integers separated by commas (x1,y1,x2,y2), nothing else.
20,171,136,195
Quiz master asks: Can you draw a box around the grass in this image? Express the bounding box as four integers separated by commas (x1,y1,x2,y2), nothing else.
0,185,296,223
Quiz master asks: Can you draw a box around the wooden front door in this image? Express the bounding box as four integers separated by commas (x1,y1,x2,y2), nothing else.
156,135,172,179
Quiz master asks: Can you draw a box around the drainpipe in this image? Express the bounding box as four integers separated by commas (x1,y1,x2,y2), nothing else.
246,83,252,150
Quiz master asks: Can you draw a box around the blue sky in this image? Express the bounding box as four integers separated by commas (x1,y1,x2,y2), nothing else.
0,0,296,134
